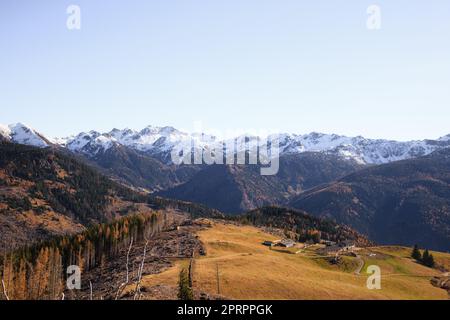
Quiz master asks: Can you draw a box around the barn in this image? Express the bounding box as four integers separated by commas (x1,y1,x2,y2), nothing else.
278,238,296,248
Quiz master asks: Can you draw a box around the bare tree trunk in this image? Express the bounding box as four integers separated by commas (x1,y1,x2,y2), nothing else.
134,239,149,300
115,237,134,300
89,281,93,300
125,238,133,283
1,279,10,301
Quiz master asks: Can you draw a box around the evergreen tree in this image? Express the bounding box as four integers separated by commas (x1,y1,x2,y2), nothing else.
427,253,435,268
178,268,193,300
411,244,422,261
422,249,435,268
15,259,28,300
421,249,429,264
0,210,164,300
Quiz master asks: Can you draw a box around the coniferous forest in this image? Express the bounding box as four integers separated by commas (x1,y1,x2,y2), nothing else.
0,211,165,300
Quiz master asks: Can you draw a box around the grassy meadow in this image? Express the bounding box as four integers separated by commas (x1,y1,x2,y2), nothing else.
136,222,449,300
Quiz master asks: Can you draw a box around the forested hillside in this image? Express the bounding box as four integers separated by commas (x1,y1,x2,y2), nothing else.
0,142,224,252
236,206,372,246
80,142,201,192
0,211,165,300
0,142,151,252
290,149,450,251
159,153,363,213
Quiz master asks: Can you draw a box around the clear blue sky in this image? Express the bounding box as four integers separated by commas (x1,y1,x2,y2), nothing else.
1,0,449,140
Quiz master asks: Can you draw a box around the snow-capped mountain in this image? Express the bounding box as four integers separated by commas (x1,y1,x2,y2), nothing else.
60,126,217,163
0,123,50,148
60,131,119,156
270,132,450,164
1,123,450,165
59,126,450,165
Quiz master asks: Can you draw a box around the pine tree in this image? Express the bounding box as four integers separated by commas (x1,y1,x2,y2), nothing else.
15,258,28,300
33,247,50,299
1,254,14,300
178,268,193,300
427,253,435,268
411,244,422,261
48,248,63,300
422,249,435,268
421,249,429,264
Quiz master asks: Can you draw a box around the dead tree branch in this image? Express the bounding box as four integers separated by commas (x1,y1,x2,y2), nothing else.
125,237,134,283
134,239,149,300
1,279,10,301
115,237,134,300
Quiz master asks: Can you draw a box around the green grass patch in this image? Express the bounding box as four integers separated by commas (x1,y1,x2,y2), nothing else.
313,256,360,273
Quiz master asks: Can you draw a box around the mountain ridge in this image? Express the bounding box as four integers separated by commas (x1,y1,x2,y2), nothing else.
289,148,450,251
158,152,364,213
2,122,450,165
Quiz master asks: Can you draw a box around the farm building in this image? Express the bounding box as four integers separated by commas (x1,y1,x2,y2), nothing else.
263,239,296,248
338,240,356,251
322,240,337,247
262,240,281,247
277,238,296,248
317,240,357,256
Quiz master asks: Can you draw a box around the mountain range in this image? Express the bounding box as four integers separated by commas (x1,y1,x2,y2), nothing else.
289,148,450,252
158,153,364,213
2,122,450,165
1,122,450,251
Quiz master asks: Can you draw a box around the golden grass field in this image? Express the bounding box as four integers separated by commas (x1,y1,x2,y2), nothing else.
140,221,450,300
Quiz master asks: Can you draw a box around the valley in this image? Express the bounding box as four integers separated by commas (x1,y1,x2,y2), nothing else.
290,148,450,251
1,127,450,300
3,1,450,305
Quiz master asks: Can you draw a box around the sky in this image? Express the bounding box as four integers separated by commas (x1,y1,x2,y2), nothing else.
1,0,449,141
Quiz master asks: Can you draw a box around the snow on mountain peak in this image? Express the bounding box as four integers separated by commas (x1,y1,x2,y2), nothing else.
1,123,49,148
59,127,450,164
3,122,449,165
64,130,118,155
0,124,12,139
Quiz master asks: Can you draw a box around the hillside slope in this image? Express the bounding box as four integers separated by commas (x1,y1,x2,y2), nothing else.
159,153,364,213
0,142,152,252
140,222,450,300
238,206,372,246
79,143,200,192
290,149,450,251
